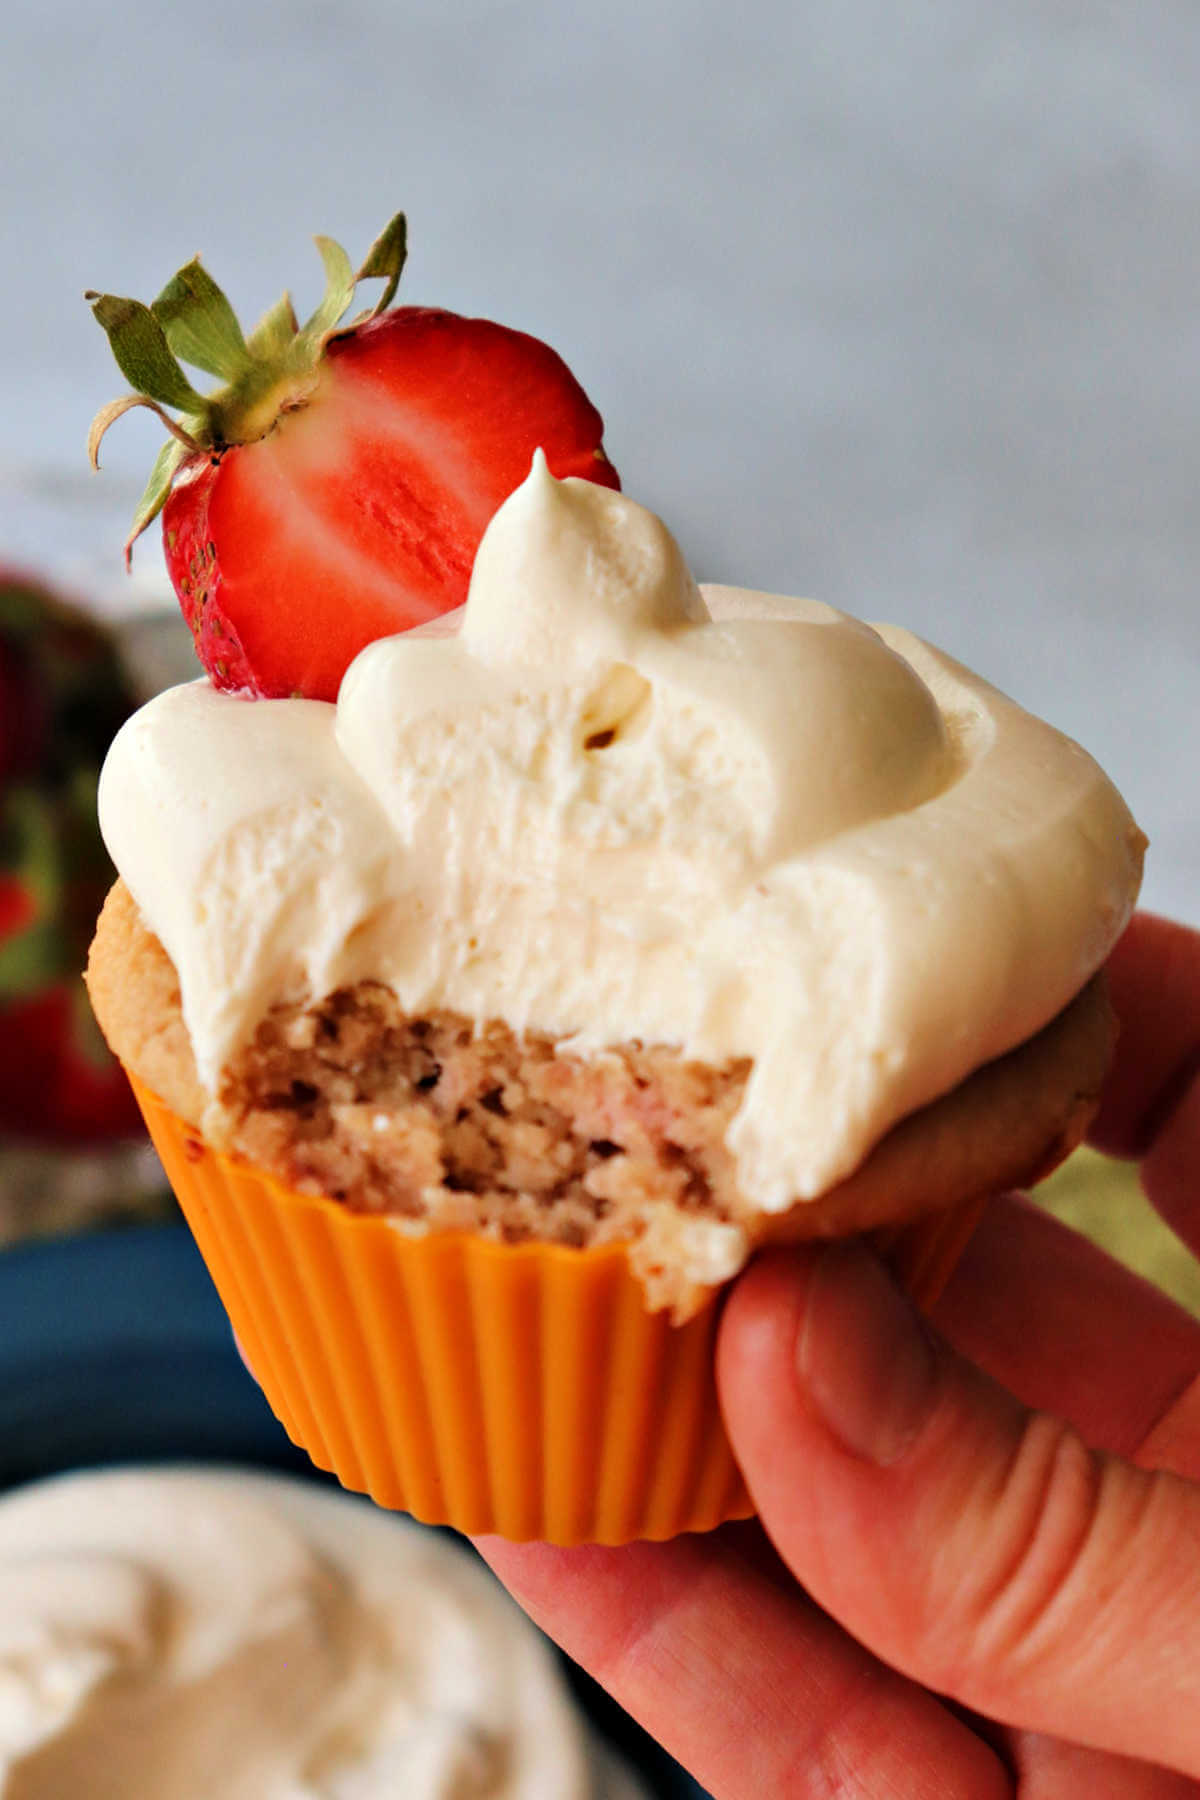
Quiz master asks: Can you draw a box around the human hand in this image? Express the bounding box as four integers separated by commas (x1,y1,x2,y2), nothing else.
478,912,1200,1796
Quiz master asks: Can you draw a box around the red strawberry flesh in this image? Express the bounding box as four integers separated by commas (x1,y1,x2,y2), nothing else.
168,310,618,700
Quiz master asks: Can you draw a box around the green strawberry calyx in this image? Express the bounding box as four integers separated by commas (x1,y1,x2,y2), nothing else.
86,211,409,564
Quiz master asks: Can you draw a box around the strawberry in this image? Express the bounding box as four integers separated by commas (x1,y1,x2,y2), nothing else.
0,784,142,1144
0,575,142,1144
0,592,48,785
0,872,35,942
0,568,134,786
0,985,143,1143
88,213,620,701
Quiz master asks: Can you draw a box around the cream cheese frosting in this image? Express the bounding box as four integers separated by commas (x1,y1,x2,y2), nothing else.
98,454,1144,1209
0,1466,644,1799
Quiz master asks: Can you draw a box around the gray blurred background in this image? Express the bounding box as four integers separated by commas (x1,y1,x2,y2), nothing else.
2,0,1196,922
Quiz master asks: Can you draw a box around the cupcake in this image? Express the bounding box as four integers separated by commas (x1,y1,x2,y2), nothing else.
84,221,1144,1542
0,1464,648,1796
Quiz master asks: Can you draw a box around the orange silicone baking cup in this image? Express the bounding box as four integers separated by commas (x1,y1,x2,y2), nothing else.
130,1073,983,1545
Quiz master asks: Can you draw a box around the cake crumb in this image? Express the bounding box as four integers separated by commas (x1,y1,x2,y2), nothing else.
218,984,750,1253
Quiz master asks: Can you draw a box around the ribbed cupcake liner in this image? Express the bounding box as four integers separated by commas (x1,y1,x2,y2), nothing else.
130,1074,980,1544
876,1191,988,1311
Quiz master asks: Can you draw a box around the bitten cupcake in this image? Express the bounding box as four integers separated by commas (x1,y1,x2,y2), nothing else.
84,222,1144,1543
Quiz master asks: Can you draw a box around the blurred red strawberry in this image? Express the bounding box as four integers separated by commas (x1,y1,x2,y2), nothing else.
88,212,620,701
0,609,47,784
0,871,35,941
0,574,142,1144
0,986,142,1142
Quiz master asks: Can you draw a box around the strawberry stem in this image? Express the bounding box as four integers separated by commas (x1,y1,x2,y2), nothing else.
87,210,410,555
355,211,408,317
123,439,190,568
247,291,300,361
85,293,206,412
303,236,357,341
153,257,253,382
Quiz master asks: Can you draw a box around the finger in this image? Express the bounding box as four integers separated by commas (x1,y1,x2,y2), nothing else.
476,1527,1009,1799
931,1195,1200,1459
719,1246,1200,1777
1142,1056,1200,1254
1091,912,1200,1153
1090,914,1200,1242
1008,1728,1200,1798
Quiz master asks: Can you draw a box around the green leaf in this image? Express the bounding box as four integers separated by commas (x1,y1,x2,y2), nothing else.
0,581,51,638
0,789,69,997
0,917,69,999
124,437,190,564
87,395,204,473
2,788,59,905
301,234,356,342
152,257,252,381
85,292,207,412
246,289,299,361
356,210,408,316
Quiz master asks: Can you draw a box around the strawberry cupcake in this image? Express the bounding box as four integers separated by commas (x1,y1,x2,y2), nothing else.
85,221,1144,1543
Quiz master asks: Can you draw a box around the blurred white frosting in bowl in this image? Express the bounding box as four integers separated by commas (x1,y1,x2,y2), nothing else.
0,1465,647,1799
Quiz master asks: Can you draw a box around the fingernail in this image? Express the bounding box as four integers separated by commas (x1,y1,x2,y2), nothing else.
798,1241,938,1466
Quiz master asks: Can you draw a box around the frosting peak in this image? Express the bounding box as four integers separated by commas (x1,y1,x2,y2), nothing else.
462,449,706,668
339,460,956,877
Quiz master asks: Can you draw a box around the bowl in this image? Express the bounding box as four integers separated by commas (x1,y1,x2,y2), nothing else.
0,1222,709,1798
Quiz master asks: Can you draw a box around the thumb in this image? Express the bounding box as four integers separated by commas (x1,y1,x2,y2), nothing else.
718,1245,1200,1777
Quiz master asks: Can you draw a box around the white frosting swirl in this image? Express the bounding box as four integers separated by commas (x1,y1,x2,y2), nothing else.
98,456,1144,1210
0,1467,643,1799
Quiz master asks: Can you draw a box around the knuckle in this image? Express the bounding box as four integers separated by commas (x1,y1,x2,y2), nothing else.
938,1412,1112,1686
781,1663,908,1800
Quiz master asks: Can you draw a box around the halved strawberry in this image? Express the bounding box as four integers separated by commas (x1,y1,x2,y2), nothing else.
88,213,620,700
